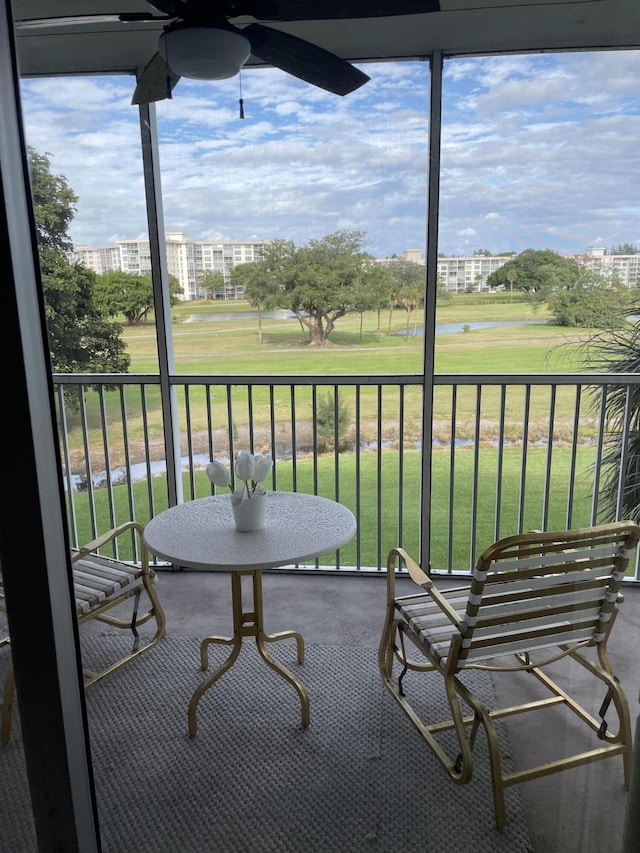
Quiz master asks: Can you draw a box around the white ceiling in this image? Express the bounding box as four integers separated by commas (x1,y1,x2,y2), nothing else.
11,0,640,80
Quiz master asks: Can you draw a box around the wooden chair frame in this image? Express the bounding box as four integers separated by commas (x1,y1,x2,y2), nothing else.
1,521,166,743
378,521,640,829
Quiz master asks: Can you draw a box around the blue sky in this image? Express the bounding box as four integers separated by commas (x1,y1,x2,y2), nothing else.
19,48,640,258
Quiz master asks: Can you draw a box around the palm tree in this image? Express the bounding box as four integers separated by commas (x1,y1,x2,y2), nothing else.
582,299,640,521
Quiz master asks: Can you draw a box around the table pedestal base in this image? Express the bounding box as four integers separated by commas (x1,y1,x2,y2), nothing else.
187,570,310,736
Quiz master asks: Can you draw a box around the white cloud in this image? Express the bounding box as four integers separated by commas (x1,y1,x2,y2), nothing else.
19,50,640,260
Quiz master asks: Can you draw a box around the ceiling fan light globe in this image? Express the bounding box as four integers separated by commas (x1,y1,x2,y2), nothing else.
158,27,251,80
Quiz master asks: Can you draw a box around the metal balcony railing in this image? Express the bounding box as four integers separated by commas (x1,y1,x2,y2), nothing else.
53,371,640,580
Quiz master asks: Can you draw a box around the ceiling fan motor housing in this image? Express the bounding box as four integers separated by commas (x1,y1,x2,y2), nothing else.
158,24,251,79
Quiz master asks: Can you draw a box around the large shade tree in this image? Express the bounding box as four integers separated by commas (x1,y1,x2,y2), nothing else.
239,231,375,347
486,248,581,303
94,270,180,325
27,146,129,374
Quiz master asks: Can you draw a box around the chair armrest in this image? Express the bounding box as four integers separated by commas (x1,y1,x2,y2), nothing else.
394,548,432,589
73,521,150,573
388,547,463,629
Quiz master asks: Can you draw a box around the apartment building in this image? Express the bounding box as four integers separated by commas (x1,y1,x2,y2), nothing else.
70,232,270,300
72,238,640,300
580,246,640,287
378,248,640,293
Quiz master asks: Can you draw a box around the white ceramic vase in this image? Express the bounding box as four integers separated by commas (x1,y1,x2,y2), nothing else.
231,492,267,532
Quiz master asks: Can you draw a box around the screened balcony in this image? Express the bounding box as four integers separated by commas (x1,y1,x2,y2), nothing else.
3,2,640,852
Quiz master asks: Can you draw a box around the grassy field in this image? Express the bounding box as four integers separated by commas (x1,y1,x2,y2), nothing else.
71,445,598,570
122,294,591,376
62,295,598,463
62,294,612,569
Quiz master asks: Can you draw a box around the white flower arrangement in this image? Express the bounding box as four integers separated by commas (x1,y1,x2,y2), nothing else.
206,450,273,504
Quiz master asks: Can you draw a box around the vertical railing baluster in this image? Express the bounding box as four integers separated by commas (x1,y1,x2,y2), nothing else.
334,385,341,570
518,385,531,533
591,385,608,525
398,384,405,553
355,385,362,570
495,384,506,543
227,387,235,490
566,385,582,529
247,384,255,452
140,384,155,519
269,385,277,491
447,385,457,573
334,384,340,504
312,385,319,496
290,385,298,492
616,385,633,521
206,384,215,469
542,384,557,531
78,385,98,541
470,385,482,571
97,385,117,543
377,385,383,571
119,384,136,541
184,385,196,500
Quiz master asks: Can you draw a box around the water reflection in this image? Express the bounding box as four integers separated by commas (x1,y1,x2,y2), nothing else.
185,310,294,322
402,320,542,336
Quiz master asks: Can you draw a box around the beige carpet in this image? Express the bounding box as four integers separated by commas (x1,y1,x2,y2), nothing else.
0,636,533,852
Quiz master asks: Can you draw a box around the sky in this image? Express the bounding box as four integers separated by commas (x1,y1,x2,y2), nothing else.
19,48,640,260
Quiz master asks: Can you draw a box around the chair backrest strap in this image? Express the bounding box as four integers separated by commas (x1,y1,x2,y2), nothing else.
455,521,640,666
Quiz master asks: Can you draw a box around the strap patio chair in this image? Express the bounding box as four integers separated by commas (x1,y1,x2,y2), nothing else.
378,521,640,829
0,520,166,743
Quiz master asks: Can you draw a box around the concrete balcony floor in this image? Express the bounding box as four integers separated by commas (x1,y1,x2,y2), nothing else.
152,568,640,853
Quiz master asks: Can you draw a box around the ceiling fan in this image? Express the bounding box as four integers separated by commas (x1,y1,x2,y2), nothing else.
16,1,442,105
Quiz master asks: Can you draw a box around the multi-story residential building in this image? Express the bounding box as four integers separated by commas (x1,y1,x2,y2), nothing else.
435,254,513,293
70,232,271,300
72,237,640,300
579,246,640,287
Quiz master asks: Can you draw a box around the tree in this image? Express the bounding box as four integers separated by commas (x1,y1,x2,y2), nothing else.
231,260,282,344
198,269,225,300
41,250,129,374
580,298,640,522
350,263,391,341
610,243,639,255
486,249,581,303
386,259,424,336
546,271,627,328
315,392,351,452
27,146,129,374
247,231,370,347
28,146,77,252
94,271,179,325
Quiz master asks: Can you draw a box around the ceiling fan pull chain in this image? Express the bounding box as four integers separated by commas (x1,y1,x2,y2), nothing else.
238,72,245,119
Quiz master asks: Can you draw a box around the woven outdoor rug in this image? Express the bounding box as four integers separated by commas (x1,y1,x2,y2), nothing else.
1,636,533,852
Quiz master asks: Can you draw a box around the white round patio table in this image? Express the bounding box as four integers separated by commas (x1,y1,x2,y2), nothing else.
143,491,357,735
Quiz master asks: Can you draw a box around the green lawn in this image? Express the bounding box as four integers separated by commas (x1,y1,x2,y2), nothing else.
72,445,597,570
62,296,613,570
125,296,590,376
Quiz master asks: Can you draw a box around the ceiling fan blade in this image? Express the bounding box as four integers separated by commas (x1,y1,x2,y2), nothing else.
15,13,171,30
259,0,440,20
131,53,181,105
243,23,369,96
145,0,189,15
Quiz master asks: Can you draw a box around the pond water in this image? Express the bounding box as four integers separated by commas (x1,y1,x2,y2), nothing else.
185,310,294,322
187,312,541,336
402,319,542,336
